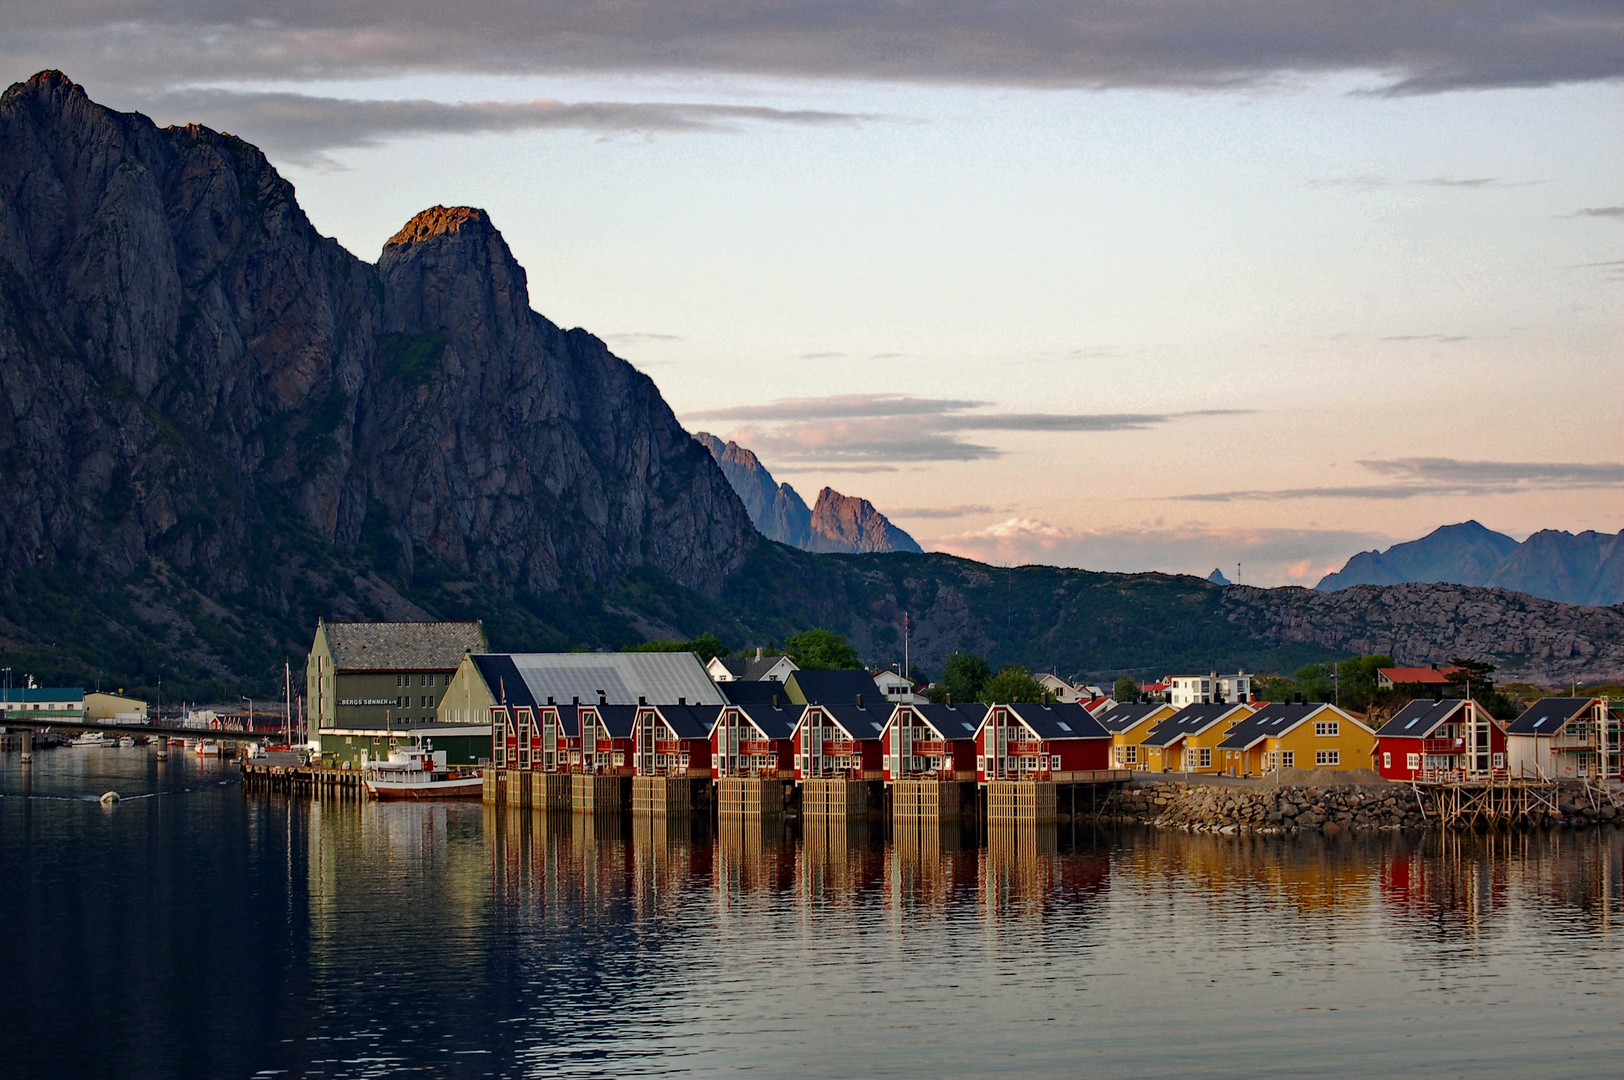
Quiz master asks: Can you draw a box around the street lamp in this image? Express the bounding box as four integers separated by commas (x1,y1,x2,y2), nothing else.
241,696,252,734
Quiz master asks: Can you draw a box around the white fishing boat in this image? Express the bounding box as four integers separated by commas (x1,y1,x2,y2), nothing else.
70,732,111,747
363,745,483,799
117,736,136,748
195,739,221,757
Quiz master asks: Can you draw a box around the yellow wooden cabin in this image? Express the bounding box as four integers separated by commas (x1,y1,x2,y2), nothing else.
1137,702,1253,774
1214,703,1374,777
1095,701,1178,770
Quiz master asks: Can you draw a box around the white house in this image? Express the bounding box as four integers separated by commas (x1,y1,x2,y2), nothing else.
871,670,918,704
706,651,799,684
1166,672,1252,706
1035,674,1083,703
1505,697,1619,780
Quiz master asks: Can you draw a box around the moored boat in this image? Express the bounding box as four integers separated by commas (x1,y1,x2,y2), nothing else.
195,739,221,757
363,745,482,799
70,732,111,747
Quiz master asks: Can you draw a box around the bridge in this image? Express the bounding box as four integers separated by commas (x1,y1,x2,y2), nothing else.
3,718,280,743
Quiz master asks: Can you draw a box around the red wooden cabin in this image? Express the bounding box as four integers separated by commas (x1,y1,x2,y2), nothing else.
711,703,797,779
1374,697,1507,781
631,704,717,778
881,703,982,781
976,702,1112,782
793,703,886,780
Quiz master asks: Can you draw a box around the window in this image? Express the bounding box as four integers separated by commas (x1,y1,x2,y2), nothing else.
1314,721,1340,737
1198,748,1212,769
1280,751,1294,768
1315,750,1340,766
1493,752,1504,769
1383,752,1392,769
1051,754,1062,771
977,756,986,771
1126,745,1137,764
1406,753,1421,770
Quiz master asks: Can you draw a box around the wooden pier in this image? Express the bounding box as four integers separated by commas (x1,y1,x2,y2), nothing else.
1414,775,1621,829
241,762,369,797
717,777,785,817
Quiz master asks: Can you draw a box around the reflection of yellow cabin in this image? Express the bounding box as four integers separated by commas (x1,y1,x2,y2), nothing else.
1095,701,1178,770
1138,703,1252,773
1215,703,1374,777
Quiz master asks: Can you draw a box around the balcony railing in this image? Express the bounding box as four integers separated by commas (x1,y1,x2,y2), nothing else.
654,740,683,754
822,740,856,756
1009,741,1045,755
910,740,946,756
1422,738,1463,754
738,739,772,755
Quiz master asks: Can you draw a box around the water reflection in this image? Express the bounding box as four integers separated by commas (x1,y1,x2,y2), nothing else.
5,749,1624,1078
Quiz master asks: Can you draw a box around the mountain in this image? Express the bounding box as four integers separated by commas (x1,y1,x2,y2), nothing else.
1317,522,1519,591
1207,568,1231,586
694,434,920,554
0,71,753,695
1,73,1617,699
693,434,812,547
1318,521,1624,605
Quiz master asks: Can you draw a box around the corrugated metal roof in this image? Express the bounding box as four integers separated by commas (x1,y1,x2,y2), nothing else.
501,652,725,707
324,621,485,672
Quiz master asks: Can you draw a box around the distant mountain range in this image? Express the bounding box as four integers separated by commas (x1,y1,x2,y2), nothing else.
694,434,921,554
1318,521,1624,606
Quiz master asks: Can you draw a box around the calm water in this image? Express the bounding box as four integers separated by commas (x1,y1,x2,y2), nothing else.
3,750,1622,1079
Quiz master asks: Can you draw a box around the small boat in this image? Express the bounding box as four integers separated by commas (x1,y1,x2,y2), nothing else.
70,732,112,747
195,739,221,757
363,745,482,799
117,736,136,748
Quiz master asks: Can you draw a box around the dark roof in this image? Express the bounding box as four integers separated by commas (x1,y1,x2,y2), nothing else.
730,704,801,739
1217,703,1329,750
648,704,720,740
323,620,485,671
787,669,880,706
595,705,639,739
1093,701,1169,734
717,680,791,706
0,688,84,702
1140,702,1248,748
715,655,793,681
474,654,536,709
896,703,984,739
1375,697,1467,738
1508,697,1597,735
804,703,888,739
1002,702,1110,740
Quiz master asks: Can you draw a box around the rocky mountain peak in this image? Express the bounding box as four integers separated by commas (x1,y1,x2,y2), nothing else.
808,487,922,554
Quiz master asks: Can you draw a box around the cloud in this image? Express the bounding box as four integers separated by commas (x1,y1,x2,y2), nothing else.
1173,457,1624,502
1380,334,1471,342
8,0,1621,97
121,87,877,164
1569,206,1624,219
1307,176,1539,191
887,504,1007,519
685,394,1251,464
605,332,684,343
928,518,1386,585
797,351,847,360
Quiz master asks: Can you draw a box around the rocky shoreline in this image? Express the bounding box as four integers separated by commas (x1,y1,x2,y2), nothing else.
1102,779,1622,835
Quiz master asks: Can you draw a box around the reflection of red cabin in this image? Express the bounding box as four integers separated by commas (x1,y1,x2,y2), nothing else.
976,702,1111,781
1374,697,1506,781
793,704,886,780
631,704,716,777
712,703,797,778
881,703,982,781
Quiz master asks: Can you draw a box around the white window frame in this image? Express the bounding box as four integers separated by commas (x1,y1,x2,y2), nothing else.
1314,721,1340,737
1315,750,1340,766
1280,751,1294,768
1198,748,1212,769
1406,752,1421,770
1383,752,1392,769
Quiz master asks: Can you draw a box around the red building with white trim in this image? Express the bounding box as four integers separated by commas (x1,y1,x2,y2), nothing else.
1374,697,1507,781
793,703,886,780
881,703,982,781
976,702,1112,782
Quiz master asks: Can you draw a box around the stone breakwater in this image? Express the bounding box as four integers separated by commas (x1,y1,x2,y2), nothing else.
1103,781,1622,835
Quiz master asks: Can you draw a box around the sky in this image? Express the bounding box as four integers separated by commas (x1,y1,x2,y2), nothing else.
5,2,1620,586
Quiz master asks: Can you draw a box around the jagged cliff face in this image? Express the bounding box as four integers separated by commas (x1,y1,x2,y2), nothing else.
807,487,921,554
0,73,753,641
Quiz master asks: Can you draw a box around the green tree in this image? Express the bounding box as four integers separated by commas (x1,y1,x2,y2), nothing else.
785,628,862,670
1114,676,1141,702
940,651,992,704
1445,656,1518,719
624,632,730,663
1333,653,1393,711
1292,662,1336,703
978,664,1045,704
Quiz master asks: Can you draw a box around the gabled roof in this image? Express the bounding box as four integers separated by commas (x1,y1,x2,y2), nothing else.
1375,697,1468,738
717,680,792,706
323,620,485,672
801,703,888,739
1139,702,1249,748
786,669,880,706
723,703,801,739
474,654,535,709
1507,697,1599,736
714,655,795,681
999,702,1111,740
1093,700,1171,734
1217,703,1346,750
484,652,725,708
1379,666,1458,685
646,703,719,740
891,703,984,740
593,704,639,739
